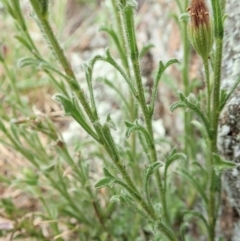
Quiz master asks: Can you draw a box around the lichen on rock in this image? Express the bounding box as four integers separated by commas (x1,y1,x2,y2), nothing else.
218,0,240,239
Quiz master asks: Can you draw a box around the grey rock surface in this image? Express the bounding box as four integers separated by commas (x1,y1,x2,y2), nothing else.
218,0,240,240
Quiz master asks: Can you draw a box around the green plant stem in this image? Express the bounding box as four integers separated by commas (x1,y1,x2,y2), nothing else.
28,2,151,226
47,173,91,224
29,0,96,121
175,0,183,12
181,19,194,160
144,176,156,215
102,128,161,227
208,0,224,238
111,0,139,184
176,0,199,218
182,25,190,97
111,0,138,160
111,0,129,71
115,180,178,241
208,37,223,241
129,94,137,158
11,0,40,55
115,179,156,218
157,223,179,241
29,1,175,239
176,0,192,161
203,59,211,117
92,200,108,233
211,41,223,143
123,4,171,225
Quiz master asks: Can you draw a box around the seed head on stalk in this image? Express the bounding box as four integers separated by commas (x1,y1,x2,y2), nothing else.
187,0,213,60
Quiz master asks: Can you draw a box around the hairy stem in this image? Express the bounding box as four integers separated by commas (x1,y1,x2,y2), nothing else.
203,58,211,117
123,3,171,225
208,0,224,239
29,0,146,215
208,37,223,241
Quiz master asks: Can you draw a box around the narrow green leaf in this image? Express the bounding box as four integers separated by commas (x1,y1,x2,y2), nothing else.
15,35,32,51
191,161,207,174
178,169,208,204
150,59,179,116
213,153,236,173
183,210,210,236
125,124,138,139
163,152,187,194
164,153,187,184
99,26,127,67
0,121,7,133
173,92,211,138
138,132,150,159
144,161,163,210
170,101,186,112
83,63,98,118
219,76,240,112
179,92,185,102
110,195,121,203
41,163,55,173
222,14,228,23
53,94,99,141
145,162,163,180
102,123,119,162
106,114,116,130
187,93,198,106
124,121,152,150
157,61,165,79
184,210,208,225
219,88,228,111
191,120,208,138
139,43,155,58
179,13,190,22
170,11,181,25
40,0,49,16
18,57,39,68
99,78,130,111
120,194,149,219
17,58,71,83
53,94,73,115
94,177,115,189
124,121,135,128
90,50,137,97
2,1,17,19
103,167,114,178
89,54,104,68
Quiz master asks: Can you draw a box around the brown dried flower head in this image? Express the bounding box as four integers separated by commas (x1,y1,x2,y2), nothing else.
187,0,210,29
187,0,213,59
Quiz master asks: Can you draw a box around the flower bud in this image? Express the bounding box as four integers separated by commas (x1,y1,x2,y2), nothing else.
187,0,213,60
